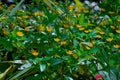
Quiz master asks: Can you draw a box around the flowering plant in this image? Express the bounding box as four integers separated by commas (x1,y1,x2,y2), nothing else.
0,0,120,80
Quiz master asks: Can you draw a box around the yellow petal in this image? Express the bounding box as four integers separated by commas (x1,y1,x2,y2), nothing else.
116,30,120,33
17,31,24,37
31,49,39,56
106,38,112,42
54,38,60,42
114,45,119,48
66,50,73,55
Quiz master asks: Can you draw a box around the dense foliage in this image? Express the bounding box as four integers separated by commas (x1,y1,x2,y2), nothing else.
0,0,120,80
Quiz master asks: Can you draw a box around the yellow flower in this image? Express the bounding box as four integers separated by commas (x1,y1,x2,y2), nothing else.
79,27,85,31
114,45,119,48
100,21,107,25
96,35,101,38
54,38,60,42
87,43,93,47
67,5,74,10
116,30,120,33
85,46,90,50
63,24,69,28
31,49,39,56
84,30,89,33
108,11,115,14
99,31,105,35
110,26,115,29
106,38,112,42
34,12,45,16
76,24,82,28
17,31,24,37
83,10,89,13
23,16,30,19
17,17,22,21
73,54,78,59
100,8,105,12
66,50,73,55
38,24,45,31
46,27,53,33
3,30,9,35
60,41,67,45
24,27,30,31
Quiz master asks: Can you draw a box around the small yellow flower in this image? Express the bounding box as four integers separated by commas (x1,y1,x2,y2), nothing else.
114,44,119,48
108,11,115,14
66,50,73,55
87,43,93,47
17,31,24,37
116,30,120,33
63,24,69,28
83,10,89,13
38,24,45,31
34,12,45,16
67,5,74,10
84,30,89,33
3,30,9,35
106,38,112,42
96,35,101,38
100,21,107,25
85,46,91,50
54,38,60,42
79,27,85,31
73,54,78,59
60,41,67,45
31,49,39,56
17,17,22,21
99,31,105,35
76,24,82,28
23,16,30,19
100,8,105,12
46,27,53,33
25,27,30,31
110,26,115,29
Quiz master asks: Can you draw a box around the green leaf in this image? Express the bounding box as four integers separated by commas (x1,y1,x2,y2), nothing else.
79,14,85,25
73,39,78,48
51,58,63,66
40,64,46,72
64,75,73,80
89,48,99,53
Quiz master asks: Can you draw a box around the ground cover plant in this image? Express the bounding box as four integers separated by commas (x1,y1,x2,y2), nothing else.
0,0,120,80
